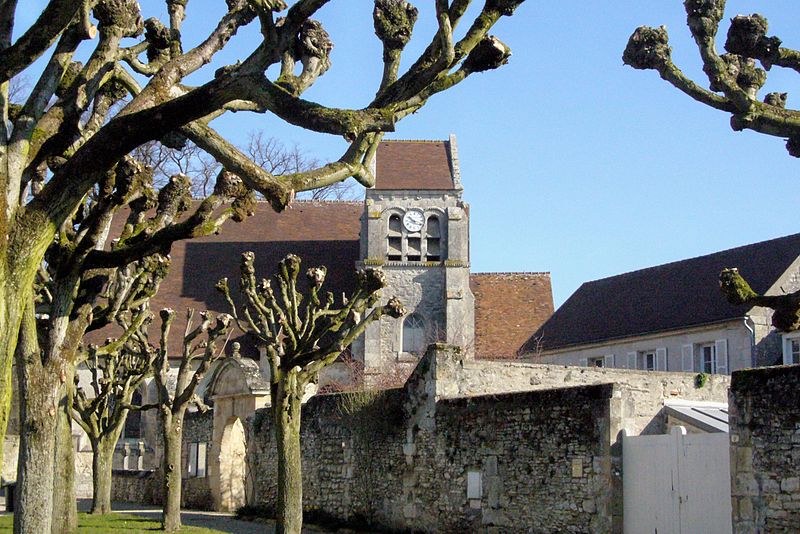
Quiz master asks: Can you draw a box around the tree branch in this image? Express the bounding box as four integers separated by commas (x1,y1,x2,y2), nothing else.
0,0,85,83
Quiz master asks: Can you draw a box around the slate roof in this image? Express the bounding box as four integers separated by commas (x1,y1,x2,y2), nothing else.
374,140,455,190
529,233,800,352
470,273,554,358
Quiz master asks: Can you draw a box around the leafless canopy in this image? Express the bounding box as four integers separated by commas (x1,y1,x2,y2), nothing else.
624,1,800,156
624,1,800,330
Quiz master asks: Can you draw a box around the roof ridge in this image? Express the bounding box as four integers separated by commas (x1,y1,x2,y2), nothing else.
250,199,364,206
586,232,800,285
380,139,448,144
471,272,551,276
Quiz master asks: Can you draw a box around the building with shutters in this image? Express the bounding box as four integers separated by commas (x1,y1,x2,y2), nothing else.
527,233,800,374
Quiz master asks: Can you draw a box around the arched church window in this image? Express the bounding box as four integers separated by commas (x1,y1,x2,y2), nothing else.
387,214,402,261
426,215,441,261
402,313,426,354
123,389,142,439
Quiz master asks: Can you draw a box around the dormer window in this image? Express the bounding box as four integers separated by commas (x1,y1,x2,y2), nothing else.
385,210,446,262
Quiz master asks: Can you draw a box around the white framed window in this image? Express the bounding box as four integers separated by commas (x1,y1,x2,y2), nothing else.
700,343,716,373
696,340,729,374
626,348,666,371
187,442,208,478
640,351,656,371
782,333,800,365
587,356,604,367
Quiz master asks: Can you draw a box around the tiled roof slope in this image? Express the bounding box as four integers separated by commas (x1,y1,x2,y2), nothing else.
89,201,362,358
528,233,800,352
470,273,554,358
374,140,455,190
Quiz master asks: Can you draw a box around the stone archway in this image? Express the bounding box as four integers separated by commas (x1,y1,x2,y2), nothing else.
218,417,247,512
206,353,269,511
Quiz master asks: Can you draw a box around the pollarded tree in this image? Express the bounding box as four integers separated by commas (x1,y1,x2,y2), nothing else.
624,1,800,329
71,308,154,516
19,158,251,534
147,308,232,532
0,0,526,481
216,253,404,534
2,2,525,530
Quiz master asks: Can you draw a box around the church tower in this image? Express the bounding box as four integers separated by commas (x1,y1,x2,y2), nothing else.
357,135,475,383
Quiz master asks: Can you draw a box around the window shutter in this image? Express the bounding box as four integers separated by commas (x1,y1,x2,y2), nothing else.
715,339,728,374
783,337,793,365
627,352,637,370
579,358,588,367
656,347,667,371
604,354,615,368
681,344,694,371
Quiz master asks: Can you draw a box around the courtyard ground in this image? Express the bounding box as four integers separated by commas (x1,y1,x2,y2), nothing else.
0,501,337,533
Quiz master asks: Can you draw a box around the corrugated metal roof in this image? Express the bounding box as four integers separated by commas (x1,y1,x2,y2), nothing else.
664,400,729,433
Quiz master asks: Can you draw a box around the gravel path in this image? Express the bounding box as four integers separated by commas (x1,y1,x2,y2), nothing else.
105,502,336,534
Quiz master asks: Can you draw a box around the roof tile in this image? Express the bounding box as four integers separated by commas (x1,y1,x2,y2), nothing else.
470,273,554,359
374,140,455,190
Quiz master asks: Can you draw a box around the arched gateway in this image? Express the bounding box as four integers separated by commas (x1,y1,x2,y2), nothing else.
206,348,269,512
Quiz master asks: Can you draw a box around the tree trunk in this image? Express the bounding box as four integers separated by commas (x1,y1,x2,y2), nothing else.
0,288,24,466
52,376,77,533
274,382,304,534
14,364,59,534
91,437,116,514
161,410,185,532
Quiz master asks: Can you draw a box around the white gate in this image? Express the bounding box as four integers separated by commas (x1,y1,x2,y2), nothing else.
623,426,732,534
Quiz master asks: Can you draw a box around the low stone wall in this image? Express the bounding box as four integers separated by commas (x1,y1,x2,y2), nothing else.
3,435,93,498
112,470,160,505
442,355,730,436
249,370,616,532
248,345,732,533
729,364,800,533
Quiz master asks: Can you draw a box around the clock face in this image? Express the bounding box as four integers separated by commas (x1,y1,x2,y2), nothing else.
402,210,425,232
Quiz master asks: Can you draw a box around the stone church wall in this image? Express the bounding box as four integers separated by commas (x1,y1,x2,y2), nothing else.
729,364,800,533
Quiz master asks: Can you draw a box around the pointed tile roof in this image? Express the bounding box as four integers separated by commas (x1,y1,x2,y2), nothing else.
374,140,456,190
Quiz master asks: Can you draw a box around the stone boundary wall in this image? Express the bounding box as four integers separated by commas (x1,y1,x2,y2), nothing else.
112,470,160,505
248,379,616,533
181,410,213,510
440,353,729,436
729,364,800,533
112,411,215,510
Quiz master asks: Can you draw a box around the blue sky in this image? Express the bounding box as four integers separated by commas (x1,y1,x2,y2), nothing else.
18,1,800,306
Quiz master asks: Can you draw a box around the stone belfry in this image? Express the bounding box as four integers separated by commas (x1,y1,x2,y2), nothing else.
355,135,475,383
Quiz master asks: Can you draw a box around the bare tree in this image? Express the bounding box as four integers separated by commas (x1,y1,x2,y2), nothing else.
217,253,404,534
71,310,154,515
133,141,221,196
148,308,232,532
624,2,800,328
0,0,524,530
245,131,355,200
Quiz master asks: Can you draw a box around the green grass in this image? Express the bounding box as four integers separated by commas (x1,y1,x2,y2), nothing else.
0,513,228,533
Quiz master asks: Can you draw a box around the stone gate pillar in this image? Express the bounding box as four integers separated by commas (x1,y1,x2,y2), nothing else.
206,349,269,512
